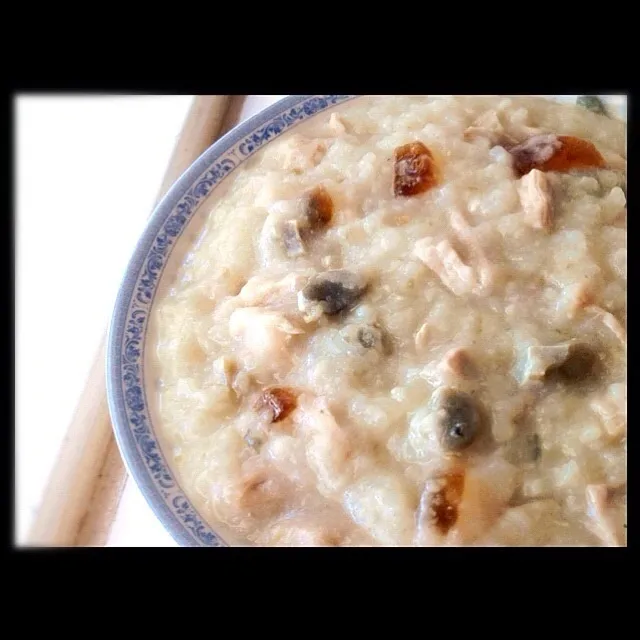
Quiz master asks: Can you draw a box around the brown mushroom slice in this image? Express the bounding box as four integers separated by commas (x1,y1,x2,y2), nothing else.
393,141,439,197
517,168,554,231
299,269,368,317
508,134,605,177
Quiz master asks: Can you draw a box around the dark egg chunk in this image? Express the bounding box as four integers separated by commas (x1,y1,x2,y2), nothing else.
255,386,298,424
393,141,439,197
357,327,378,349
577,95,608,116
302,270,368,315
527,433,542,462
437,389,482,452
546,344,600,385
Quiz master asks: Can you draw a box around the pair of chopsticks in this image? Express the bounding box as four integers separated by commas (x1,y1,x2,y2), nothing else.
27,96,244,546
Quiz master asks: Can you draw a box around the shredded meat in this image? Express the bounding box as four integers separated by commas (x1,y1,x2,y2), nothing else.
587,306,626,346
590,383,627,439
449,210,495,295
414,323,429,350
518,169,554,231
464,110,518,147
585,484,621,547
229,307,304,372
239,272,308,306
415,237,476,296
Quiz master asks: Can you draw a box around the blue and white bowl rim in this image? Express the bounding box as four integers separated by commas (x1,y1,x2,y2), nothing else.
106,95,358,546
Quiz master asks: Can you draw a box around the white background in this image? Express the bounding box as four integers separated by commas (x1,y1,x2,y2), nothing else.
15,95,283,546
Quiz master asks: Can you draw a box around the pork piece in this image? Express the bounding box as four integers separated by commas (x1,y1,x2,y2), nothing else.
238,272,309,306
328,112,347,135
414,322,429,351
393,141,439,197
585,484,622,547
449,210,495,295
344,472,417,546
229,307,304,372
587,306,626,347
464,110,518,147
278,133,327,173
414,237,475,296
590,383,627,439
517,169,554,231
414,212,495,297
294,395,354,496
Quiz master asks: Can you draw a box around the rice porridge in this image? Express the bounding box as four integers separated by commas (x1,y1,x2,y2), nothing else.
149,95,626,546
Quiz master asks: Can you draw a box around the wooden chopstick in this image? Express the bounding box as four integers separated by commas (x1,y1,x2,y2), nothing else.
27,96,241,546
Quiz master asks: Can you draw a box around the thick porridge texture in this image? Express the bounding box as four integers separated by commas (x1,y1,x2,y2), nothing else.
150,96,626,546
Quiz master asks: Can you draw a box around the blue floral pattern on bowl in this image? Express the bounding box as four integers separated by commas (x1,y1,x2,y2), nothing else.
107,95,357,546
